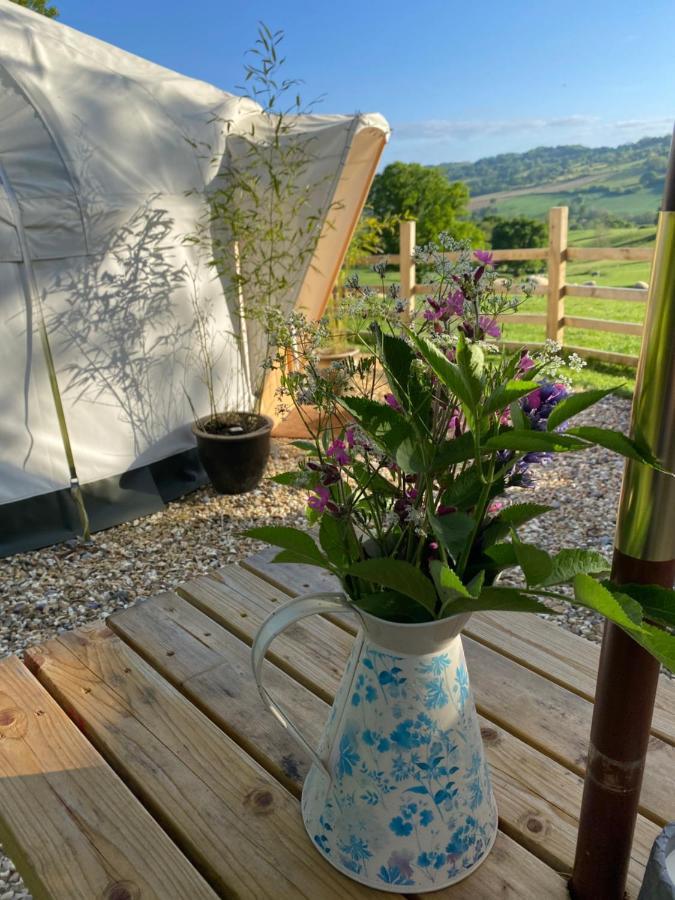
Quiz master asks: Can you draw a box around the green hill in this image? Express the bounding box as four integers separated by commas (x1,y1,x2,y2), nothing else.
436,136,670,223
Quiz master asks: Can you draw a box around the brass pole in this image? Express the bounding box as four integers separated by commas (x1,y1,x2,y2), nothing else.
570,129,675,899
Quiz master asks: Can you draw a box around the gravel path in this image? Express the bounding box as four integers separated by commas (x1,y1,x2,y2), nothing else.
0,395,640,896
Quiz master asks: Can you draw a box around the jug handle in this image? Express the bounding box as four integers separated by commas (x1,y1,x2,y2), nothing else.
251,591,361,780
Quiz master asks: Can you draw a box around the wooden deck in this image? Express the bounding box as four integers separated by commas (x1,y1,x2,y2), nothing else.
0,553,672,898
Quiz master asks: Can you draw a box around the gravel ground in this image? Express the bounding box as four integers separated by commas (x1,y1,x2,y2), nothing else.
0,394,648,896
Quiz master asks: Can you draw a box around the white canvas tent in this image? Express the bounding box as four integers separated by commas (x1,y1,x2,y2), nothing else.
0,0,389,555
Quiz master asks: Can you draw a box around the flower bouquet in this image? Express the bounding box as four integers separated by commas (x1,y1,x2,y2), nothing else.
250,238,675,671
247,238,674,891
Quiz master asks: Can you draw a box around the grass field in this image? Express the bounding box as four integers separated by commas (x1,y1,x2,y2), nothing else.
345,225,656,396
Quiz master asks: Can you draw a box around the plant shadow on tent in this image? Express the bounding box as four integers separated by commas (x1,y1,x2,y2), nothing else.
44,196,195,459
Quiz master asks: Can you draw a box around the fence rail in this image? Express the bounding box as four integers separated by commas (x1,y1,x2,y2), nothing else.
355,208,652,367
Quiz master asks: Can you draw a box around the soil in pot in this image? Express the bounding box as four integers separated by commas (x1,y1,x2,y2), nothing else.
192,412,272,495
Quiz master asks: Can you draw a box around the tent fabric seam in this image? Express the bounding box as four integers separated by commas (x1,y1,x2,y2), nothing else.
0,60,90,253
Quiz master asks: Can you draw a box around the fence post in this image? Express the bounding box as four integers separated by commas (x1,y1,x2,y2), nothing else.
547,206,568,344
399,219,416,316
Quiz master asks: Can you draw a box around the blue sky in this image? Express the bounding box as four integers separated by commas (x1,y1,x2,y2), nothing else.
59,0,674,165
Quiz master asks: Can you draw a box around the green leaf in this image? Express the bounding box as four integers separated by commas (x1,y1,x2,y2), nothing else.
431,433,478,470
485,430,589,453
439,465,483,510
409,332,478,416
546,387,617,432
565,426,661,467
606,582,675,629
396,436,433,474
572,574,643,628
318,515,355,570
376,327,415,394
429,512,476,563
357,590,434,623
376,327,430,422
629,621,675,672
509,400,528,430
542,549,610,586
456,336,484,398
429,561,470,602
346,559,438,614
245,526,329,569
350,461,397,496
271,470,313,487
483,381,539,417
466,571,485,597
484,543,519,570
572,575,675,671
498,503,554,528
514,542,553,586
290,440,316,452
338,395,413,456
441,586,554,617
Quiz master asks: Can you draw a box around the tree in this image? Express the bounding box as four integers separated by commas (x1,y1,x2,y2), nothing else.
10,0,59,17
490,216,547,275
368,162,482,252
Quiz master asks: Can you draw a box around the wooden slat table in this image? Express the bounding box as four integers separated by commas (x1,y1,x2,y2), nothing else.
0,556,671,899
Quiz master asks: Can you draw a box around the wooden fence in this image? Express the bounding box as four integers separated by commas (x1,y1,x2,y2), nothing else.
359,207,653,367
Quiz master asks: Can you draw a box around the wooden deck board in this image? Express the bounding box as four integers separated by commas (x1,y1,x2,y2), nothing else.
25,625,390,900
0,656,217,900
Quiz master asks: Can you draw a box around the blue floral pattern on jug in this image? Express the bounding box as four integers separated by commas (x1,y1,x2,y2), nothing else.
301,635,498,892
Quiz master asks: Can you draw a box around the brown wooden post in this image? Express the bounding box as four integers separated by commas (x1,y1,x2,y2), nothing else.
399,219,416,317
571,132,675,900
546,206,568,345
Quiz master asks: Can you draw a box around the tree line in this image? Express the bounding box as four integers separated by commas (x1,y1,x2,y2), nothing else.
364,161,546,270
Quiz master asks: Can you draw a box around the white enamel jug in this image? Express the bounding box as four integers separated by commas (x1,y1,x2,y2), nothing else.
252,592,498,893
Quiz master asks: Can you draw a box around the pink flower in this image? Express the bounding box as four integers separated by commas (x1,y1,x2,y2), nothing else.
448,410,463,436
518,353,535,374
384,393,402,412
307,485,330,512
479,315,501,339
526,388,542,410
447,289,465,316
327,438,349,466
474,249,494,265
488,501,504,515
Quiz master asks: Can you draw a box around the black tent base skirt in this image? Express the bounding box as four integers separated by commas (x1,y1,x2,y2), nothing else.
0,448,208,558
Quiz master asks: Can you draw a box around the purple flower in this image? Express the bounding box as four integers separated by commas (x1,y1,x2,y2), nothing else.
458,317,501,340
520,382,568,430
479,315,501,339
345,427,355,448
518,353,534,374
525,388,542,411
384,393,402,412
307,460,341,485
448,409,462,436
447,289,465,316
474,249,494,265
308,485,330,512
327,439,349,466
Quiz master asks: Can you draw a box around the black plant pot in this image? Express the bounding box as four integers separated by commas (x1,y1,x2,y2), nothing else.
192,412,273,495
